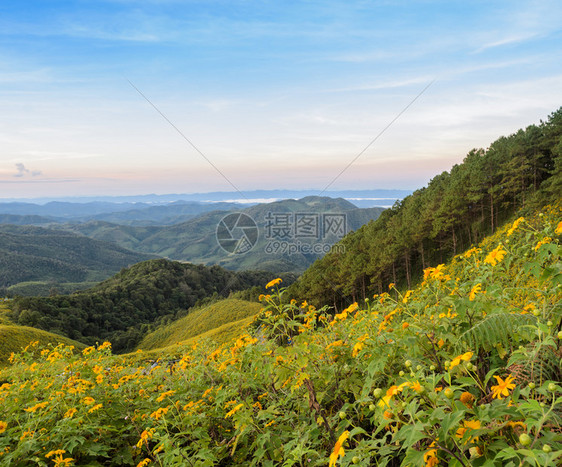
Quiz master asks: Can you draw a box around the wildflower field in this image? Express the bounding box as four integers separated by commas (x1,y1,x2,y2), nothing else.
0,207,561,466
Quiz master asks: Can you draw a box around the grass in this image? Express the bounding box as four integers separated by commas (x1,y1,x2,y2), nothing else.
0,324,85,366
137,298,261,351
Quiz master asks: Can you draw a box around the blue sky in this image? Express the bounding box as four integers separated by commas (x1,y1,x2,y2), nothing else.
1,0,561,197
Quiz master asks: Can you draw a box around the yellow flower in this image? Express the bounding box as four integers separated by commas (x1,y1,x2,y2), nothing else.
150,407,169,420
225,403,243,419
136,429,154,448
82,397,95,406
53,454,74,466
137,460,151,467
491,374,516,399
0,421,6,433
411,381,424,393
64,408,77,419
402,290,413,303
507,217,525,236
388,282,395,289
484,245,507,266
469,283,482,301
463,247,481,259
449,351,473,370
534,237,552,251
456,419,481,444
24,401,48,413
424,448,439,466
0,382,11,392
328,430,349,467
88,404,103,414
459,391,475,408
377,395,393,408
46,450,67,458
156,390,176,402
351,333,368,357
555,221,562,235
20,429,34,441
266,278,282,288
378,382,410,407
463,420,481,431
331,302,358,325
352,341,364,357
423,264,448,281
98,341,112,351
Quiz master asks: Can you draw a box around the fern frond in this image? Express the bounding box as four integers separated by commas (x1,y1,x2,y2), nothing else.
457,312,535,353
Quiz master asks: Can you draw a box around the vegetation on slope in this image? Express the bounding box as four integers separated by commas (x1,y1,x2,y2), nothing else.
6,281,99,298
138,299,262,351
0,205,559,465
0,225,154,292
291,108,562,308
7,259,289,353
0,302,85,365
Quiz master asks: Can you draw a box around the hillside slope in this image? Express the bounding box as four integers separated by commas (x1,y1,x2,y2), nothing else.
0,204,559,465
290,108,562,308
8,259,285,353
0,325,85,365
0,225,154,290
138,298,262,351
0,302,85,365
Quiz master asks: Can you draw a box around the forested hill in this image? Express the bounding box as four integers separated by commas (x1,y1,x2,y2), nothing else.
291,107,562,308
8,259,291,353
0,225,154,290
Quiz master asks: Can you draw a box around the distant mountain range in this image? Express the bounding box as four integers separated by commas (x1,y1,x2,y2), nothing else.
63,196,385,273
0,189,411,209
0,200,246,225
0,196,386,293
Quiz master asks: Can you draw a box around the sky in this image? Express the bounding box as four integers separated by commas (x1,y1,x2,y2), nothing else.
1,0,561,198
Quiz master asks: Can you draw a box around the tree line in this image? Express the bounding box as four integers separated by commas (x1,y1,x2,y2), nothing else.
290,108,562,309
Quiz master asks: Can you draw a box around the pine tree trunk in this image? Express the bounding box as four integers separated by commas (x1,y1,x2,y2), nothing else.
361,275,366,301
404,253,411,289
452,227,457,255
490,193,494,233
